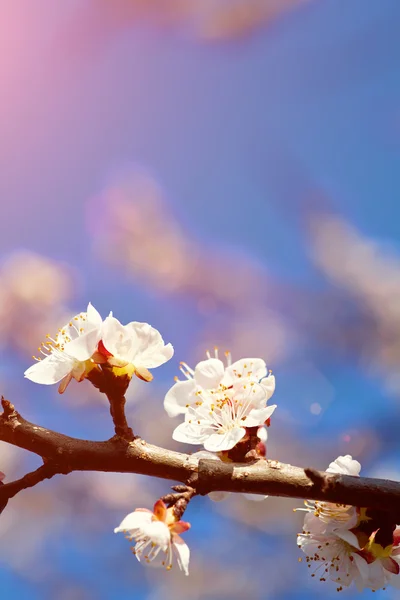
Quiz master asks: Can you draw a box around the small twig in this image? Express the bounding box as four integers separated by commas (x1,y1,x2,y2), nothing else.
87,368,134,441
161,485,196,520
1,397,19,421
0,462,63,507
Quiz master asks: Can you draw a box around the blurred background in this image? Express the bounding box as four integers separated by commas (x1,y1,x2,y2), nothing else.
0,0,400,598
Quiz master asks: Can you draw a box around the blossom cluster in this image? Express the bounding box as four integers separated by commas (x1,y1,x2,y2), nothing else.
24,303,173,393
23,303,280,576
164,349,276,454
297,455,400,592
26,302,397,591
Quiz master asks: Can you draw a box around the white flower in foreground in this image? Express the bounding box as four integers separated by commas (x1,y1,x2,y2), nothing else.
100,316,173,381
298,512,369,591
114,499,190,575
297,455,361,533
172,381,276,452
297,455,400,592
24,302,103,393
164,348,275,418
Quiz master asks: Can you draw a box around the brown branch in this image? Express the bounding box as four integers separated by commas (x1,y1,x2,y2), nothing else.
0,462,63,503
87,368,134,441
1,399,400,516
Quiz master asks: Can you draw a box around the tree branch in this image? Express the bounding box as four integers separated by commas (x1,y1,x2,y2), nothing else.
1,398,400,516
0,462,63,503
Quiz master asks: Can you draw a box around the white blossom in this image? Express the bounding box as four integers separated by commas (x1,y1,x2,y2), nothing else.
298,512,368,591
164,349,275,418
172,381,276,452
100,316,173,381
326,455,361,477
24,302,103,393
297,455,400,592
114,500,190,575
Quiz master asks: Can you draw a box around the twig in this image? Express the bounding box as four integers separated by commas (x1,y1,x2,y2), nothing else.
87,368,134,441
0,462,63,505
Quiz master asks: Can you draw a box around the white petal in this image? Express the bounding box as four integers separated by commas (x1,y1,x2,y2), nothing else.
191,450,220,461
257,426,268,442
204,427,246,452
334,529,360,549
65,328,102,362
260,374,275,401
164,380,197,417
223,358,267,387
172,422,211,446
24,354,76,385
243,494,268,501
86,302,103,327
114,509,153,533
125,321,174,368
352,553,376,582
327,455,361,477
231,381,267,410
208,491,230,502
102,316,133,364
141,520,170,551
245,404,277,427
172,535,190,576
194,358,225,389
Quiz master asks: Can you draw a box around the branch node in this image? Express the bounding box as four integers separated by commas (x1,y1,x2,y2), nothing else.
305,467,330,492
1,397,19,421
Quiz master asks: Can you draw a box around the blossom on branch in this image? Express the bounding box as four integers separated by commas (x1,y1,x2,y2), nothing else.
24,302,103,393
164,349,275,417
172,381,276,452
100,315,173,382
297,455,400,592
114,499,190,575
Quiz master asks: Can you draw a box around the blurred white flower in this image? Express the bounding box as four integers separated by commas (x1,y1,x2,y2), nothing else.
100,316,173,381
326,455,361,477
115,499,190,575
24,303,103,393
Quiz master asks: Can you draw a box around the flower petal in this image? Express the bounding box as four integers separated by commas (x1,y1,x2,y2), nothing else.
65,328,102,362
24,354,76,385
204,427,246,452
86,302,103,327
114,509,153,533
172,535,190,576
171,521,190,535
208,491,230,502
194,358,225,389
141,520,170,550
153,499,167,522
381,556,400,575
164,379,197,417
125,321,173,368
101,316,133,365
172,422,212,446
243,494,268,501
257,426,268,442
327,455,361,477
260,374,275,401
334,529,360,549
245,404,277,427
223,358,267,387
